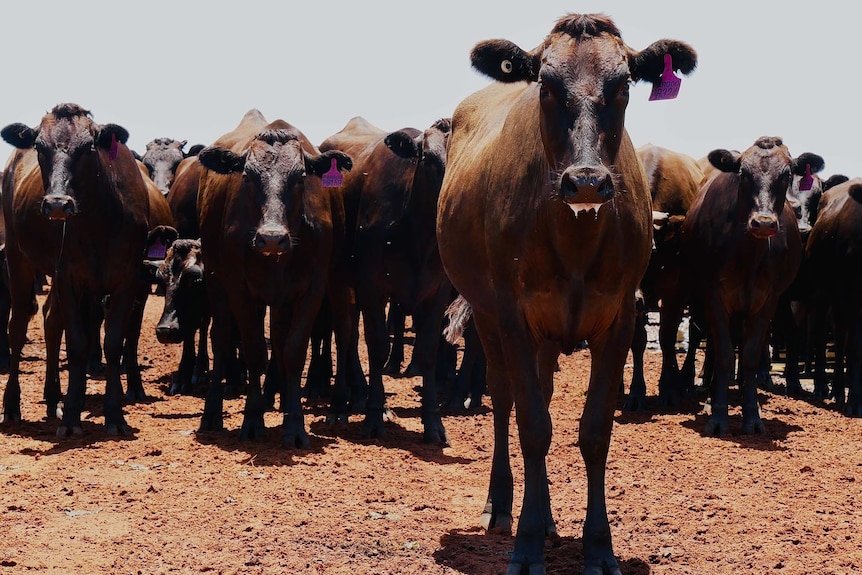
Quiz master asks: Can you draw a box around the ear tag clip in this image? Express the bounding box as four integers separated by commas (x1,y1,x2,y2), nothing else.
322,158,343,188
799,164,814,192
649,53,682,101
147,238,167,260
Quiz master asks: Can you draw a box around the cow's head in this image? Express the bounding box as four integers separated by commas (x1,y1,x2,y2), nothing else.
1,103,130,222
198,129,352,256
708,137,824,240
155,237,205,345
141,138,192,195
470,13,696,212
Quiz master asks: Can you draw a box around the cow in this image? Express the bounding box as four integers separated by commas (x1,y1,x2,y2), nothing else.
0,170,9,371
625,144,703,410
138,137,203,196
1,103,150,435
436,14,696,574
320,116,452,443
196,111,353,447
805,178,862,414
666,137,819,436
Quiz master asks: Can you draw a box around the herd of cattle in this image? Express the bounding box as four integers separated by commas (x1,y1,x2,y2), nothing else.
1,12,861,575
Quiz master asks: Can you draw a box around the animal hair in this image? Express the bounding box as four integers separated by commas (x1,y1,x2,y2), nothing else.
50,103,92,120
431,118,452,133
550,13,621,40
256,129,299,146
754,136,784,150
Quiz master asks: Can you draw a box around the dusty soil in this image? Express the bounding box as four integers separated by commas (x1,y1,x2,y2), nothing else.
1,295,861,575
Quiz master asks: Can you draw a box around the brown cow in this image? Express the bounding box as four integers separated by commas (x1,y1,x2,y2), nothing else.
196,113,352,447
138,137,203,196
320,116,452,442
805,178,862,414
437,14,696,574
626,144,703,410
670,137,819,436
1,103,150,435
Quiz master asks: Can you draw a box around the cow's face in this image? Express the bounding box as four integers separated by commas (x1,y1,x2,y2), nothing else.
198,130,352,257
1,103,129,221
142,138,187,195
469,14,696,213
156,238,205,344
385,118,451,182
709,137,824,240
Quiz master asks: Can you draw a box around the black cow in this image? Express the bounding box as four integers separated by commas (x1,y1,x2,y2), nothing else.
437,14,696,574
139,137,203,196
1,103,150,435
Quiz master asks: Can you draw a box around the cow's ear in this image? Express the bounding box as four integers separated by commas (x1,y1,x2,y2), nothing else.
198,146,246,174
792,153,825,176
708,149,741,173
848,182,862,204
630,40,697,84
1,123,37,149
185,144,205,157
306,150,353,177
95,123,130,148
823,174,849,191
471,39,539,83
385,131,420,159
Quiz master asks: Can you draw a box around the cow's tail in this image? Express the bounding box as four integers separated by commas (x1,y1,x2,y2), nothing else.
443,295,473,344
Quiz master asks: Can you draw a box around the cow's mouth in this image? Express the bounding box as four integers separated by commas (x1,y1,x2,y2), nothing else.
567,200,612,217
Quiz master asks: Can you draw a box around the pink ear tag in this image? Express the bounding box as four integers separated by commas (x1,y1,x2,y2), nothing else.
109,132,119,161
649,53,682,101
799,164,814,192
147,238,167,260
321,157,343,188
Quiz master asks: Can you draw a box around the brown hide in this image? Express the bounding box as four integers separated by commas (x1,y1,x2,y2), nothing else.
196,114,350,447
437,13,695,574
167,156,203,239
1,103,150,434
680,137,805,436
804,179,862,413
319,116,452,442
637,143,703,214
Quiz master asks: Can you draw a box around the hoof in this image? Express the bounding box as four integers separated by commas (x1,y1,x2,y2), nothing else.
56,425,84,438
105,423,133,436
740,418,766,434
623,394,647,411
239,417,266,441
325,412,350,425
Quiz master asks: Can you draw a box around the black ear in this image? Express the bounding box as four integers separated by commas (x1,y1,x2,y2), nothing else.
823,174,849,191
1,123,37,149
306,150,353,177
384,131,420,159
630,40,698,84
471,39,538,83
198,146,246,174
708,149,741,173
848,182,862,204
185,144,205,157
95,123,130,149
792,153,825,176
132,150,143,161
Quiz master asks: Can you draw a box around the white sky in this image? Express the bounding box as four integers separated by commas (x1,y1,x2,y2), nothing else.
1,1,858,178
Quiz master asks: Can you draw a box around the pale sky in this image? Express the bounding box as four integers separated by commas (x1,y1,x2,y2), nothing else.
1,1,858,178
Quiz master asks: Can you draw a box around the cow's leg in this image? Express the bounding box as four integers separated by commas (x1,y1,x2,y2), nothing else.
200,278,232,432
537,341,560,542
624,309,648,410
170,327,199,396
192,312,211,388
383,304,405,377
325,280,353,425
410,286,451,445
845,317,862,417
472,309,514,535
703,299,734,437
2,254,38,424
831,310,849,407
658,294,686,407
782,300,805,397
0,268,12,373
57,289,91,437
682,316,704,394
444,320,486,412
124,283,149,402
496,303,552,574
305,303,333,401
360,289,390,439
811,297,832,400
235,301,268,441
42,286,63,420
102,289,135,435
578,312,632,575
740,307,775,434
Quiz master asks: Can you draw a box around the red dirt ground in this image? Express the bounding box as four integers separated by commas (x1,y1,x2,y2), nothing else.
1,294,861,575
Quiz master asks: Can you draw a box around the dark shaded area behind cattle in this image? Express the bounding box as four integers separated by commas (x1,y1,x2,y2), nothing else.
320,116,453,445
437,13,696,575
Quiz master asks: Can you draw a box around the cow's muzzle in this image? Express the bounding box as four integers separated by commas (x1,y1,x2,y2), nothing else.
559,166,615,207
748,215,778,239
155,319,183,344
253,226,291,256
41,195,77,221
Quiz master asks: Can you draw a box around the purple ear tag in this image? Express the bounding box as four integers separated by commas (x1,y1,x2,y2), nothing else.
649,53,682,101
799,164,814,192
109,132,119,161
321,157,343,188
147,237,167,260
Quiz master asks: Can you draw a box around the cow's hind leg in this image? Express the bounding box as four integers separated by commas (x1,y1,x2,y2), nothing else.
103,290,135,435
